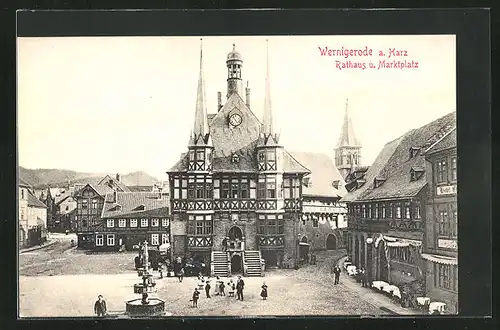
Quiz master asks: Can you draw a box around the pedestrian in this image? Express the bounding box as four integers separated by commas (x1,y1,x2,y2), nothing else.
177,267,184,283
361,268,367,287
236,276,245,301
214,276,220,296
94,295,107,317
260,282,268,300
191,288,200,308
334,265,341,285
222,237,228,252
159,263,164,279
228,279,235,297
205,280,211,298
220,280,226,296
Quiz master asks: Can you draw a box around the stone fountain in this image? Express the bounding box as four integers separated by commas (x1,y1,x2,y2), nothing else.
125,240,166,317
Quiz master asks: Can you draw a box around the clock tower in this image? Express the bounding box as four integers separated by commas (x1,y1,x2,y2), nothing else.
226,43,243,99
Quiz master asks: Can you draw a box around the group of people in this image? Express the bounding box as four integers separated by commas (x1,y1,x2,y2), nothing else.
191,275,267,308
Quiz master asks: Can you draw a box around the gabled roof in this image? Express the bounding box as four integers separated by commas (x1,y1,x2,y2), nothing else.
425,127,457,155
55,194,76,206
341,111,456,202
98,175,131,192
27,191,47,208
74,183,114,198
101,192,169,219
288,151,346,198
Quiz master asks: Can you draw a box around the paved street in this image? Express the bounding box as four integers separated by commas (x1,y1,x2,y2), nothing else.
19,241,419,317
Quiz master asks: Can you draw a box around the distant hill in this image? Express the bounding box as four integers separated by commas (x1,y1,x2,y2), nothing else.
19,167,159,189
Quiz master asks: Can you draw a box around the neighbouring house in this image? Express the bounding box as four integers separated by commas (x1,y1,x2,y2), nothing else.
74,174,130,249
422,127,458,314
98,191,170,251
289,151,348,258
342,111,456,290
56,194,78,232
19,177,48,249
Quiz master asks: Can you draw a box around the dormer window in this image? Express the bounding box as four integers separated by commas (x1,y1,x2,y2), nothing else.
303,177,312,188
410,166,425,182
409,146,421,159
356,179,366,189
133,204,145,211
374,177,386,188
332,180,340,189
231,154,240,163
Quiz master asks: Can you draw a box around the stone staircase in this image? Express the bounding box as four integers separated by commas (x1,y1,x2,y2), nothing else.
211,251,230,277
243,250,263,277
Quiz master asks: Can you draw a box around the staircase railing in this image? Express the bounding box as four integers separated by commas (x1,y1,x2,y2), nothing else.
210,250,215,277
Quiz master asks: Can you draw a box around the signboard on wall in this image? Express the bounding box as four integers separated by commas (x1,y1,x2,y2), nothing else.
438,238,458,250
436,184,457,196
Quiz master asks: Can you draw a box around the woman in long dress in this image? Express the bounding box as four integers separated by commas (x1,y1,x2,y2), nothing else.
260,282,268,300
214,276,221,296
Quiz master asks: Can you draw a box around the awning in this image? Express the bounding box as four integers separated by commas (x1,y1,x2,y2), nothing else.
421,253,457,265
387,239,422,247
299,242,310,246
383,236,398,242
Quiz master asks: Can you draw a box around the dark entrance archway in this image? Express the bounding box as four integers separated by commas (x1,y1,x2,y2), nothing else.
299,236,309,261
378,241,389,282
228,226,243,240
326,234,337,250
231,254,243,273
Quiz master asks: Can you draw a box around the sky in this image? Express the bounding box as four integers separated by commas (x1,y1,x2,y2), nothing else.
18,35,456,181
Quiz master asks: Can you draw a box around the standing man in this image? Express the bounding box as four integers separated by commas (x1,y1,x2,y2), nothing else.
205,280,211,298
236,275,245,301
222,237,228,252
94,295,107,317
334,265,341,285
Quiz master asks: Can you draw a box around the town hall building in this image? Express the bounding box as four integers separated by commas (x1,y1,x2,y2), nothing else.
167,41,311,277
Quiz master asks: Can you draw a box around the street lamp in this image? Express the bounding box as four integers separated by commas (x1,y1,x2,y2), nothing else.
365,237,373,286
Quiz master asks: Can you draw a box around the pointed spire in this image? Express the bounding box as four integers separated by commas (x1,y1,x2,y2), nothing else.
337,97,361,148
262,39,275,136
191,38,210,145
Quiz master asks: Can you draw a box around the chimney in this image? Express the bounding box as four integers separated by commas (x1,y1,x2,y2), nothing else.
158,187,163,200
116,173,120,182
217,92,222,111
245,81,250,108
113,190,118,203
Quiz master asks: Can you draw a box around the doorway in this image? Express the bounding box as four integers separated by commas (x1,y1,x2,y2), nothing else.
326,234,337,250
231,254,243,273
228,226,243,240
299,236,310,261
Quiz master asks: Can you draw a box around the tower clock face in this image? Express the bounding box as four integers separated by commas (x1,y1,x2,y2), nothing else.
229,113,243,127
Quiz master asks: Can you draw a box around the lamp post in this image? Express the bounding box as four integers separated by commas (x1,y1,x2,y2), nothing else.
365,237,373,287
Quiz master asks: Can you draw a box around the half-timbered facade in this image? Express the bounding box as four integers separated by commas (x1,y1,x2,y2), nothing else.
167,42,310,275
99,192,170,251
422,127,458,314
342,112,456,288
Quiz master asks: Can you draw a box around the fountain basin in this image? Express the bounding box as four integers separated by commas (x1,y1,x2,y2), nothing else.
125,298,165,317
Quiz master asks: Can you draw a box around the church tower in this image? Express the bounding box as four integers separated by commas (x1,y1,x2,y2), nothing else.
226,43,243,99
334,98,362,180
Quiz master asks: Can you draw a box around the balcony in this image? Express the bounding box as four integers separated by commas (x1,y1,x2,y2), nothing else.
258,235,285,249
348,217,424,232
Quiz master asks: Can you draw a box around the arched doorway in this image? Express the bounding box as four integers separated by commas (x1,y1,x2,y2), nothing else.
228,226,243,240
231,254,243,273
299,236,309,262
378,241,389,282
326,234,337,250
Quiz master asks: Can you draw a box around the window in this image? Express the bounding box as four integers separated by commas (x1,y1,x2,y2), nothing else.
258,152,265,162
92,199,98,209
107,234,115,246
151,218,159,227
204,221,213,234
96,234,104,246
240,179,249,199
267,150,276,169
140,218,148,227
196,221,204,235
231,154,239,163
206,182,213,199
130,219,137,227
387,203,393,218
118,219,126,228
313,218,319,227
231,180,239,199
267,177,276,198
189,151,195,161
414,205,421,219
362,204,366,218
451,157,457,181
283,178,291,199
250,179,257,199
188,182,195,199
82,200,88,209
381,204,386,218
196,150,205,161
221,179,230,198
438,211,449,236
151,234,159,246
405,203,411,219
196,183,204,199
368,204,372,218
258,177,266,199
395,204,401,218
258,215,284,235
65,206,69,211
437,159,448,183
374,204,379,219
435,264,456,291
161,234,169,244
161,218,168,227
452,210,457,237
107,219,114,228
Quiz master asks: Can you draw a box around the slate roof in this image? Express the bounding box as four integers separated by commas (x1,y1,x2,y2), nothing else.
337,102,361,148
168,93,308,174
98,175,131,192
288,151,347,198
101,192,169,219
27,191,47,208
425,127,456,155
341,112,456,203
19,177,32,188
